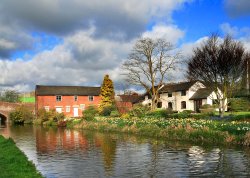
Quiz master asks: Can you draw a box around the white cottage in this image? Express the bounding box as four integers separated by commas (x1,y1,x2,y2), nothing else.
142,81,223,112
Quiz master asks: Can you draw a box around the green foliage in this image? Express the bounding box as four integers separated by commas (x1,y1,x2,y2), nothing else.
129,104,150,118
200,104,215,116
0,136,43,178
0,90,20,103
37,108,65,124
110,110,120,117
147,109,168,118
9,105,34,124
99,74,115,112
229,98,250,112
100,105,117,116
83,105,99,121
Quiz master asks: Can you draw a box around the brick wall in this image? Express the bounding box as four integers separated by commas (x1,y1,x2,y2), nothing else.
36,95,101,117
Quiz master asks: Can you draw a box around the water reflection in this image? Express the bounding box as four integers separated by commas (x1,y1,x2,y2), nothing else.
1,125,250,178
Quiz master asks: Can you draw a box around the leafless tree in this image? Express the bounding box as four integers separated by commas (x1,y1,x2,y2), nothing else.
122,37,179,110
187,34,248,118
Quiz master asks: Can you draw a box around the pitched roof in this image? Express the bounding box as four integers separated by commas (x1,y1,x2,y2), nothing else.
35,85,101,96
189,88,212,100
160,81,198,93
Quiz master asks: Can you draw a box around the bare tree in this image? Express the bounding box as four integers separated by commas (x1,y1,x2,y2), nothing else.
122,37,179,110
187,34,248,118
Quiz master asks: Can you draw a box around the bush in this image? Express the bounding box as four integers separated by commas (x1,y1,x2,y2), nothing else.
147,109,168,118
83,105,98,121
200,104,215,116
229,98,250,112
110,110,120,117
100,105,117,116
37,108,65,124
129,104,150,118
9,105,34,124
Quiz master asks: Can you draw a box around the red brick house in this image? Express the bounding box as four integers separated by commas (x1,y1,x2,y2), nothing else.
35,85,101,117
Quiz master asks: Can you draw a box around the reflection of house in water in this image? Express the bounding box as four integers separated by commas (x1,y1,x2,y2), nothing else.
35,127,89,154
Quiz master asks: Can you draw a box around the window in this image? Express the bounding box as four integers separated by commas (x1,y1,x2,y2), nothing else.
66,106,70,112
168,93,172,97
168,102,172,109
181,101,186,109
157,102,162,108
181,90,186,96
56,95,62,101
80,104,85,110
44,106,50,112
88,96,94,101
74,95,78,101
56,107,62,113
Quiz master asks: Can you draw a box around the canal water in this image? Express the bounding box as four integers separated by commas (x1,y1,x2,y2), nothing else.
1,124,250,178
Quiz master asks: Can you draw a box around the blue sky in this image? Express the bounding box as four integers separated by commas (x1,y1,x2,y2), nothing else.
0,0,249,92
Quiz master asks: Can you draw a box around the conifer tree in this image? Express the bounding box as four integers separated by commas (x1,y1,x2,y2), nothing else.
99,74,115,111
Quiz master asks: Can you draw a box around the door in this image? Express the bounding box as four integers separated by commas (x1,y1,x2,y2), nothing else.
73,107,79,117
194,99,202,112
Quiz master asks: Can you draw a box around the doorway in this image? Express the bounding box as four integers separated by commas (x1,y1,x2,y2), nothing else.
194,99,202,112
73,107,79,117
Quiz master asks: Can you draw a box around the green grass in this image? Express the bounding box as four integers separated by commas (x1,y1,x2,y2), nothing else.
0,135,43,178
20,97,35,103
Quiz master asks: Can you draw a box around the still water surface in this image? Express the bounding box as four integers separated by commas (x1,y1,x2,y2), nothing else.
1,124,250,178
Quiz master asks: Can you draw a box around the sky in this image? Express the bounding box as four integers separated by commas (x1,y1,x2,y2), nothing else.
0,0,250,92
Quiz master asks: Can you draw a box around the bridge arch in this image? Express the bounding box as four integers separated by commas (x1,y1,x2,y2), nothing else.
0,113,8,125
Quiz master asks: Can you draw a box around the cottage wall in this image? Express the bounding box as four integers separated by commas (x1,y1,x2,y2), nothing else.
36,95,101,117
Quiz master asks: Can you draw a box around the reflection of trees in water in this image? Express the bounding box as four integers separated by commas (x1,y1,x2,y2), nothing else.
94,133,117,176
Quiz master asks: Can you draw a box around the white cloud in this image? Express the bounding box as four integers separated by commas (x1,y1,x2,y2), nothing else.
142,24,185,44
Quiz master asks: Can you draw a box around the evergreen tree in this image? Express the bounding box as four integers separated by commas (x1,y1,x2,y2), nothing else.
99,75,115,111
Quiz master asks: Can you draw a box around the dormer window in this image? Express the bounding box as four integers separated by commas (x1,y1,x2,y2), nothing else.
181,90,186,96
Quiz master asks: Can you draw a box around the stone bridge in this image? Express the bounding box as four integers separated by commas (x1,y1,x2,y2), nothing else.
0,102,35,124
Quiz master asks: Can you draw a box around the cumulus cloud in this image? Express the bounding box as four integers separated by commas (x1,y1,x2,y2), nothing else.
224,0,250,17
142,24,185,44
0,28,133,91
0,0,194,91
0,0,192,38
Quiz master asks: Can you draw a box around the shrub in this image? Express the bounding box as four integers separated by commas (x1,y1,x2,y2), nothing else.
200,104,215,116
229,98,250,112
37,108,50,122
147,109,168,118
83,105,98,121
9,105,34,124
110,110,120,117
129,104,150,118
37,108,65,124
100,105,117,116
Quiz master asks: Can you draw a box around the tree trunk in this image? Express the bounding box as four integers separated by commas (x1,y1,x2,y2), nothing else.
151,95,157,111
219,99,226,118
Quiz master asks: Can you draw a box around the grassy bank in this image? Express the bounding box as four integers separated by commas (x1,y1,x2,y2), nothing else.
0,135,43,178
68,117,250,146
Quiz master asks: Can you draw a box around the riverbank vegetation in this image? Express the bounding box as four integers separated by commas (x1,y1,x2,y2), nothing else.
65,105,250,146
0,135,43,178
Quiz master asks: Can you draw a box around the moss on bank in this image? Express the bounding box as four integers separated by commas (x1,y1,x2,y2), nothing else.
0,135,43,178
68,117,250,146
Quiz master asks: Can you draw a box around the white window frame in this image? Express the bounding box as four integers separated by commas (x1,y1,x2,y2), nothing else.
56,95,62,102
44,106,50,112
66,106,70,112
